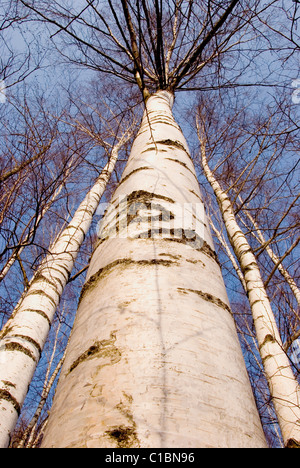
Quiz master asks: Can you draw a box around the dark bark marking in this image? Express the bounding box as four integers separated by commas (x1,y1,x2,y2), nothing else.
31,272,63,292
8,334,42,357
26,289,57,308
1,381,16,388
24,309,51,328
286,438,300,448
126,190,175,205
105,392,140,448
68,331,121,374
259,334,276,351
177,287,231,314
0,389,21,415
118,166,153,186
2,341,36,361
79,258,176,304
165,157,197,180
104,425,139,448
156,139,191,158
189,189,202,201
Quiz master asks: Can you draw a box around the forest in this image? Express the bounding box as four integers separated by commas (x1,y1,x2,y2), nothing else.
0,0,299,448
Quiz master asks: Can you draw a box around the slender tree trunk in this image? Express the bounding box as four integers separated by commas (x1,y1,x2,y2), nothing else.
17,307,69,448
199,137,300,448
0,143,122,448
41,91,266,448
236,195,300,307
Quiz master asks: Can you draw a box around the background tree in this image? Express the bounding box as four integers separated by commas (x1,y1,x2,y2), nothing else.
195,92,299,446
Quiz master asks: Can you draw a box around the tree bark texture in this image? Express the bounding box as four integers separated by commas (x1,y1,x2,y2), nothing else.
41,91,267,448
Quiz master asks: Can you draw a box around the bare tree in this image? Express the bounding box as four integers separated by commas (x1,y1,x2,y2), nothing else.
196,90,300,446
198,123,300,448
0,1,43,91
0,116,133,446
0,0,298,448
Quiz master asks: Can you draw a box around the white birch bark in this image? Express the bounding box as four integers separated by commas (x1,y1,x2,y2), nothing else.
199,137,300,448
0,139,124,448
41,91,267,448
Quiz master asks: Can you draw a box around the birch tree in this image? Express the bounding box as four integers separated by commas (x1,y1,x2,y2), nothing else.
12,0,275,449
0,124,131,447
41,85,269,449
195,89,300,446
198,124,300,448
1,0,298,447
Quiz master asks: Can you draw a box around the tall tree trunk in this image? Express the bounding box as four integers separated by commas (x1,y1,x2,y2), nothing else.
199,136,300,448
41,91,267,448
0,142,122,448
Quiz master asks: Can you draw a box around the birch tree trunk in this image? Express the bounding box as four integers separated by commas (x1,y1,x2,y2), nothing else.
41,91,267,448
199,136,300,448
236,194,300,308
0,142,122,448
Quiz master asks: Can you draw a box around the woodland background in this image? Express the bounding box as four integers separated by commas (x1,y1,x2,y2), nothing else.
0,0,299,447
